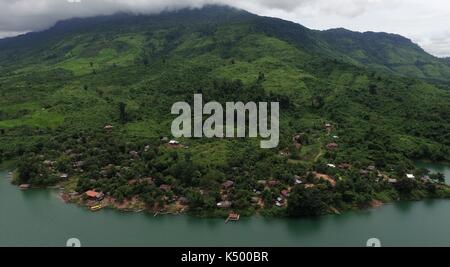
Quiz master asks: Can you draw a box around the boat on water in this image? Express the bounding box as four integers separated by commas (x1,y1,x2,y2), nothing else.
90,205,104,212
19,184,30,190
226,212,240,223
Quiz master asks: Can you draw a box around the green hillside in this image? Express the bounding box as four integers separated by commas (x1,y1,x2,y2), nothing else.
319,28,450,81
0,6,449,217
443,58,450,66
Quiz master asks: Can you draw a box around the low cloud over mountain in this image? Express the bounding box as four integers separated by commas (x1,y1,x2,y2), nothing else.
0,0,449,57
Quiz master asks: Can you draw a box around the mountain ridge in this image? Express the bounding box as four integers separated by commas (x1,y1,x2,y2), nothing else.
0,5,449,81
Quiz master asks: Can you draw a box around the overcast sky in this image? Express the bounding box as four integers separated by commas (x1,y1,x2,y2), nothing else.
0,0,449,57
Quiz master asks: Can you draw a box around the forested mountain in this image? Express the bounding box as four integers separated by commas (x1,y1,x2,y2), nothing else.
319,28,450,81
1,6,450,81
0,6,449,217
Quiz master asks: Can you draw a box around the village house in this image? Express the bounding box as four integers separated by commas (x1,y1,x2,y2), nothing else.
292,133,305,149
293,133,306,143
167,140,181,148
326,143,339,151
128,179,139,186
251,197,261,204
268,180,280,187
159,184,172,192
281,189,290,198
129,151,139,158
338,163,352,170
217,201,232,209
85,190,104,200
275,196,286,207
59,173,69,180
101,164,115,171
222,180,235,190
279,149,290,157
220,193,229,201
85,190,98,198
74,161,86,168
43,160,55,166
367,166,377,172
257,180,267,186
178,197,190,205
252,188,262,195
388,179,398,184
327,164,336,168
104,125,114,130
406,174,416,179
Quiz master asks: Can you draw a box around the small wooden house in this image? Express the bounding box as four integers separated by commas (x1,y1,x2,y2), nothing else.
85,190,104,200
222,180,235,190
159,184,172,192
326,143,339,151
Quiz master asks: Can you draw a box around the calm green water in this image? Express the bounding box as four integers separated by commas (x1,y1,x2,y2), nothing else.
1,162,450,247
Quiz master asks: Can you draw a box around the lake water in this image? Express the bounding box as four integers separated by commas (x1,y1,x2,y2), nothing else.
1,162,450,247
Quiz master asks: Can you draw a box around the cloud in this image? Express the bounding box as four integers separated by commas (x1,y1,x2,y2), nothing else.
0,0,201,32
0,30,26,38
0,0,449,57
0,0,390,32
419,32,450,58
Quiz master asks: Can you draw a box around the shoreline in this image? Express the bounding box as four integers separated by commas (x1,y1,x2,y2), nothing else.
5,175,450,220
3,160,450,219
57,189,190,216
22,182,419,219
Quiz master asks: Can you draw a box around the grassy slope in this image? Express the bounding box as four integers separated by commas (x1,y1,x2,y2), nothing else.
0,7,448,167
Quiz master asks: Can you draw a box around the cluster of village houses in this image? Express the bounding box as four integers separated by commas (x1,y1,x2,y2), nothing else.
16,123,439,219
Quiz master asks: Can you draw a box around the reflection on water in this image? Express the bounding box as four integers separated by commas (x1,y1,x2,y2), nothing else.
394,202,415,213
